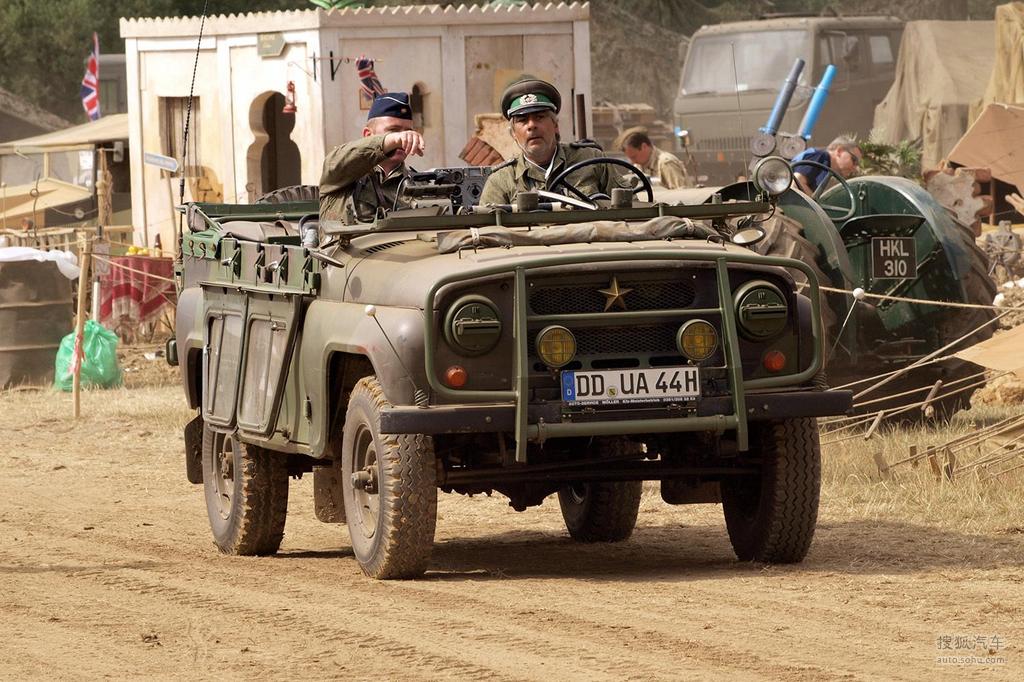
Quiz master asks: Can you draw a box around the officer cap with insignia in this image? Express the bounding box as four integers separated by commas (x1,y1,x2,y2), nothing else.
501,78,561,119
367,92,413,121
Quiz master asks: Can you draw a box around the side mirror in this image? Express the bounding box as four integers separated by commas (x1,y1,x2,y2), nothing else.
732,225,766,248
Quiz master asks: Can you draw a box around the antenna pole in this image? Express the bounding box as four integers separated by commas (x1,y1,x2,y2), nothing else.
178,0,210,260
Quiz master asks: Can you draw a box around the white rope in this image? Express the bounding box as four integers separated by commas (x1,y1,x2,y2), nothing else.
810,282,1024,312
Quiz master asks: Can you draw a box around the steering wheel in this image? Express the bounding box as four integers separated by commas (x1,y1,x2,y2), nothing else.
547,156,655,206
792,159,858,222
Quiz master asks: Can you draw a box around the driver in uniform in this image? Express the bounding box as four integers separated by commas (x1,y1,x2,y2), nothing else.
479,79,629,205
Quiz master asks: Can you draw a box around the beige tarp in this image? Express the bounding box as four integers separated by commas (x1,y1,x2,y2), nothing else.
0,114,128,154
948,103,1024,193
873,21,995,169
972,2,1024,120
955,322,1024,377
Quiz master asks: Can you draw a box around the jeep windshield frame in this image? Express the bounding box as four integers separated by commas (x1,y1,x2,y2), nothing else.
320,199,771,239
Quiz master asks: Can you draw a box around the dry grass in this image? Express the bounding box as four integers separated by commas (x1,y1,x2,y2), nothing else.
822,404,1024,536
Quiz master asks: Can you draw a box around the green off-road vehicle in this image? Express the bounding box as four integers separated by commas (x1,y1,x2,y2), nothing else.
169,156,852,578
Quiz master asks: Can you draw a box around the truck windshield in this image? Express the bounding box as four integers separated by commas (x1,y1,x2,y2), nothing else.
681,30,810,95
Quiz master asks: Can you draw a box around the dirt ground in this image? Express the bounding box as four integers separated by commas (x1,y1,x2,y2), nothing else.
2,364,1023,679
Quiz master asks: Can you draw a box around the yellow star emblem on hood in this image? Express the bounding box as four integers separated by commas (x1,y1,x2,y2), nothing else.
598,276,633,311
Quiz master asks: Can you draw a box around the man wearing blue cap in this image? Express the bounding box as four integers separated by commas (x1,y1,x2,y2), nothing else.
320,92,425,223
480,78,627,205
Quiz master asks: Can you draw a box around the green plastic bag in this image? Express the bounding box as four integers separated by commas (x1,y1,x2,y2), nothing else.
54,320,123,391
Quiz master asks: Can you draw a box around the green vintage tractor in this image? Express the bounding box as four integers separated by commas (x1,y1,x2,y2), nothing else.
705,171,997,421
680,58,999,420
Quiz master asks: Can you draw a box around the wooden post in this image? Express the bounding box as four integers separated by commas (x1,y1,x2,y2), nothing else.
864,410,884,440
72,234,92,419
96,149,112,226
927,448,942,479
943,449,957,481
873,451,890,478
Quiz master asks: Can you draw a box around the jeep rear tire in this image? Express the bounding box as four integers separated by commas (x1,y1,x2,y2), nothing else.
341,377,437,579
558,481,642,542
202,425,289,555
720,418,820,563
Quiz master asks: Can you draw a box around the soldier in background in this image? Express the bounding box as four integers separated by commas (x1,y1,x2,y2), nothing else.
480,78,628,205
619,128,693,189
320,92,425,223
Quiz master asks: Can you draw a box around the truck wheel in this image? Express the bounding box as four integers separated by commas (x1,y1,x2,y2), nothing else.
721,418,820,563
753,213,837,342
557,481,642,543
202,425,289,555
255,184,319,203
341,377,437,579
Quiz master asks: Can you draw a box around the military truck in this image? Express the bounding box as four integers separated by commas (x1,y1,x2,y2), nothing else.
675,15,903,184
168,155,852,579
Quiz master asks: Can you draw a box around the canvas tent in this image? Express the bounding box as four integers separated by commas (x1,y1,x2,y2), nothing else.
0,114,130,229
873,20,995,169
948,103,1024,193
973,2,1024,119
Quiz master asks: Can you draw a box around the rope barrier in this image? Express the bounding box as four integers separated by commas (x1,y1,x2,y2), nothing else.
819,371,1009,445
91,254,177,285
798,280,1024,311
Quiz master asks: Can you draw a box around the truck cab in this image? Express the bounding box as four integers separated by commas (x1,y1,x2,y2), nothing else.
675,15,903,184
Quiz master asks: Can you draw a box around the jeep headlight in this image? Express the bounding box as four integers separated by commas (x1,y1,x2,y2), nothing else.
734,281,788,340
536,326,576,368
677,319,718,361
752,156,793,197
444,296,502,355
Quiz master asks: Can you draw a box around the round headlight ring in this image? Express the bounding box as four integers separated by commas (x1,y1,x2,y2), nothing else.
536,325,577,368
677,319,718,361
443,295,502,355
752,156,794,197
734,280,789,340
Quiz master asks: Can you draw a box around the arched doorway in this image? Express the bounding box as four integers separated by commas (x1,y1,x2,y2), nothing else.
246,91,301,201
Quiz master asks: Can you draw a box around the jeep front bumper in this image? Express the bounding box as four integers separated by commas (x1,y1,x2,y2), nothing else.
380,389,852,437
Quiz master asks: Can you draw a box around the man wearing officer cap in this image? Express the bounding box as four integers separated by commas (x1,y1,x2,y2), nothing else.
480,78,628,206
320,92,425,223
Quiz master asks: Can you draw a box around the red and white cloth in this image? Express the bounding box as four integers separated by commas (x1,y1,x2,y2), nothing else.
99,256,176,325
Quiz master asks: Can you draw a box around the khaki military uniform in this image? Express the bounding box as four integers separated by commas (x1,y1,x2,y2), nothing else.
643,146,692,190
319,134,411,223
480,143,629,206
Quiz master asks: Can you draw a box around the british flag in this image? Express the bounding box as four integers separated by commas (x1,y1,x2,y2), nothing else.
80,32,100,121
356,56,385,99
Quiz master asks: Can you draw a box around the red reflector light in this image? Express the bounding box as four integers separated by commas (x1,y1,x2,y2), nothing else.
763,350,786,373
445,365,468,388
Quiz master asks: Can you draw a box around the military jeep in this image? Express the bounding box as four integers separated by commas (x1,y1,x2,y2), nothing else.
169,156,852,579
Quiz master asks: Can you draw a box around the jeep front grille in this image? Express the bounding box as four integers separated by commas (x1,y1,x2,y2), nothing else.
530,278,696,315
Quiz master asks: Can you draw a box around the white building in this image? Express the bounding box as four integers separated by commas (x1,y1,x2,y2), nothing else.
120,2,591,248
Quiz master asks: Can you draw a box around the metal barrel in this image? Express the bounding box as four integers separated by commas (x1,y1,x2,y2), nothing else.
760,58,805,135
797,64,837,140
0,260,73,387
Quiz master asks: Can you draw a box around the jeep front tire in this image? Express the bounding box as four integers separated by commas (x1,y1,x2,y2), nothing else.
341,377,437,579
720,418,821,563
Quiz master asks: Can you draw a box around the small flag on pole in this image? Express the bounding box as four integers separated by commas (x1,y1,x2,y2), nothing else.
81,32,101,121
356,56,386,99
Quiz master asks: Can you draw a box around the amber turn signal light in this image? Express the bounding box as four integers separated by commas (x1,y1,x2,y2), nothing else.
445,365,468,388
762,350,786,373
